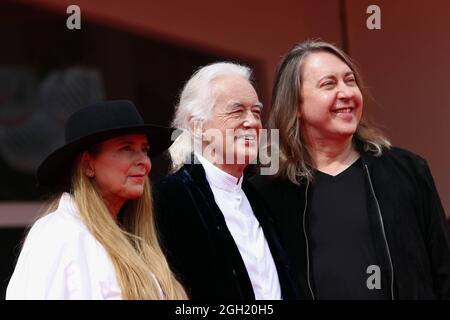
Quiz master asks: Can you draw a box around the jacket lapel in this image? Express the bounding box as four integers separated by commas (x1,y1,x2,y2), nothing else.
184,163,256,299
356,140,395,299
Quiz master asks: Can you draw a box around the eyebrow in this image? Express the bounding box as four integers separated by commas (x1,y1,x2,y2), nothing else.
229,101,263,109
117,139,149,147
318,71,355,83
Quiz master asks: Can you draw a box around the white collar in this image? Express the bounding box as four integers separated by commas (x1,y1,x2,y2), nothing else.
58,192,80,216
195,153,243,193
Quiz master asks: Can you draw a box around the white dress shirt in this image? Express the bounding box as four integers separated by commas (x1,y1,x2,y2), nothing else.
6,193,163,300
196,154,282,300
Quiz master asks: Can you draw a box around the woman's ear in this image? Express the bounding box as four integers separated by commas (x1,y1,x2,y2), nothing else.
81,151,95,178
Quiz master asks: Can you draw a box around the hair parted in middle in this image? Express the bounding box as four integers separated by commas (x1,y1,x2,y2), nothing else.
269,39,391,185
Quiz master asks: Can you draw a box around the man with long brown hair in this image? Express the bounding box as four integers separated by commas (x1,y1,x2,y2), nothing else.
251,40,450,300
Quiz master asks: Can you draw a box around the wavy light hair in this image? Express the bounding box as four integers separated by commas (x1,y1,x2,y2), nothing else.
169,62,252,171
44,157,187,300
270,40,391,184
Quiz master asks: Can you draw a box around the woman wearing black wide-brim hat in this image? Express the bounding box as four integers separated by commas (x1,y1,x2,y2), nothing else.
6,100,187,300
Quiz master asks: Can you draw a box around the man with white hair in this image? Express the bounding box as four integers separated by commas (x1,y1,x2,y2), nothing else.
154,62,300,300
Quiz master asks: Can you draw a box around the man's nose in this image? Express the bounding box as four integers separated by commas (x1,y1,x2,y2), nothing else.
242,110,261,128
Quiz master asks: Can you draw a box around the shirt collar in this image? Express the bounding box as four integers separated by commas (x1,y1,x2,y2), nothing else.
195,153,243,193
58,192,80,216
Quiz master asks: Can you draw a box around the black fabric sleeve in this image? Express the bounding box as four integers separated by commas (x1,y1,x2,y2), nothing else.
419,159,450,299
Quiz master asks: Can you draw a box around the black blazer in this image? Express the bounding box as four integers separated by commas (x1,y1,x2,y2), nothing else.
154,163,301,300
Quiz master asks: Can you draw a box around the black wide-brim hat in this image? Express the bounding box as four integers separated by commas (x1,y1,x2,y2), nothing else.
37,100,175,187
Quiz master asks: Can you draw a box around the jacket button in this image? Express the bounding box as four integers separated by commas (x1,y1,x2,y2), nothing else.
216,225,221,231
232,269,237,276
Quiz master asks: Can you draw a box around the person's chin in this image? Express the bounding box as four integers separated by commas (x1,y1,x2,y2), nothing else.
235,151,258,166
236,142,258,153
332,122,358,136
125,187,145,200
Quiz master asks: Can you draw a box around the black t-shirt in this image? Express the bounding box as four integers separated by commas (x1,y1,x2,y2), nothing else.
308,158,387,300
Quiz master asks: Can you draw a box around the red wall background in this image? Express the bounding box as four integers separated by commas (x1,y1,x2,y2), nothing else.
17,0,450,218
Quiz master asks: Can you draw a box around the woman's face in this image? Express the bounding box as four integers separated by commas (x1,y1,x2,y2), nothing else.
299,51,363,142
84,134,151,206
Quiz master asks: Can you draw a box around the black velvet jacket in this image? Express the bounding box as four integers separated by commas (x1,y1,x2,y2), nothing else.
153,163,301,300
250,144,450,299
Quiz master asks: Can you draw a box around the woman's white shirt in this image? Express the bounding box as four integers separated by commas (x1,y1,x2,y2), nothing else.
7,193,123,299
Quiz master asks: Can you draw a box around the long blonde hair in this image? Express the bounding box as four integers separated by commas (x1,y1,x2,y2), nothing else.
46,160,187,300
270,40,391,184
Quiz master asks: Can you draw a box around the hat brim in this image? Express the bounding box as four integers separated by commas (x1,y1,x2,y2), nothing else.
37,124,175,187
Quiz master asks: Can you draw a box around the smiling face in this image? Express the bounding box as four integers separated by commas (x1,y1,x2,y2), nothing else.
201,75,263,171
299,51,363,142
83,133,151,208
